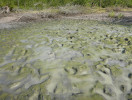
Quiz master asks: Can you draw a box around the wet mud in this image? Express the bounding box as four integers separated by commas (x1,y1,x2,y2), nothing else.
0,19,132,100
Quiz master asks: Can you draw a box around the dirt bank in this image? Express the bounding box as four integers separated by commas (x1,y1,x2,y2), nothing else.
0,11,132,29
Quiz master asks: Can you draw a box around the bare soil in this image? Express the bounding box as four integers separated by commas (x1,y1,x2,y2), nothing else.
0,11,132,29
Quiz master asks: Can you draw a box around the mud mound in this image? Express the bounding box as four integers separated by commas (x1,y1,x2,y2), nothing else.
18,14,38,22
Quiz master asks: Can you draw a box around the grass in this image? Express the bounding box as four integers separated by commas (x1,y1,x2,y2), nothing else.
108,11,116,18
108,12,124,19
117,13,124,19
0,0,132,10
0,0,132,15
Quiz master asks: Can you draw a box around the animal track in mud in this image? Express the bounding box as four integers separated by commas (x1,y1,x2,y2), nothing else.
0,19,132,100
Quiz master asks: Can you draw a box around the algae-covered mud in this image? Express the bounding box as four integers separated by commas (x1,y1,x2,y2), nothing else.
0,19,132,100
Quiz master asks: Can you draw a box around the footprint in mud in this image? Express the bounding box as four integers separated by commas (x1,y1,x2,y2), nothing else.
47,69,81,100
55,48,83,61
128,73,132,79
96,66,132,100
64,67,78,75
0,19,132,100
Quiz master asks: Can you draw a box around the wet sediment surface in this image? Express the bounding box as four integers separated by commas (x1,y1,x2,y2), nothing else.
0,19,132,100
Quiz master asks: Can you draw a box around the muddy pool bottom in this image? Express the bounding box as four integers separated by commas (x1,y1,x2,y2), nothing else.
0,19,132,100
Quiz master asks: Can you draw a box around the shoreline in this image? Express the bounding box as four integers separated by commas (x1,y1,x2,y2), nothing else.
0,8,132,29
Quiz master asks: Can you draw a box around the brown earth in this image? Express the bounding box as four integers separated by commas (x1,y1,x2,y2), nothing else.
0,10,132,29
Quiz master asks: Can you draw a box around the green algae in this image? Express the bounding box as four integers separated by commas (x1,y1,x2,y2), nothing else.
127,93,132,100
17,78,51,100
19,66,34,75
72,94,105,100
0,19,131,100
64,61,90,76
0,93,13,100
110,66,122,77
94,81,104,89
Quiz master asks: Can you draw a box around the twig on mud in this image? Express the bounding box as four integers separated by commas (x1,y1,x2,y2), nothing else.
16,15,24,22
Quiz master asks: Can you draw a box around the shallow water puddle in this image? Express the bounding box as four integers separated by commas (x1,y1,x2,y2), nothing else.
0,19,132,100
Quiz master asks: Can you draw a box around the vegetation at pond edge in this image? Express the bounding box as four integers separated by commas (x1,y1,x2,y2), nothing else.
108,12,124,19
0,0,132,9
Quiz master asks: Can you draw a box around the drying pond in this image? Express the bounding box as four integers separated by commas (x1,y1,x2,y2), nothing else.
0,19,132,100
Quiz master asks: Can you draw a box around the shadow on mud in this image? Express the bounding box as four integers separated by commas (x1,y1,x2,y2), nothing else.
114,16,132,26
